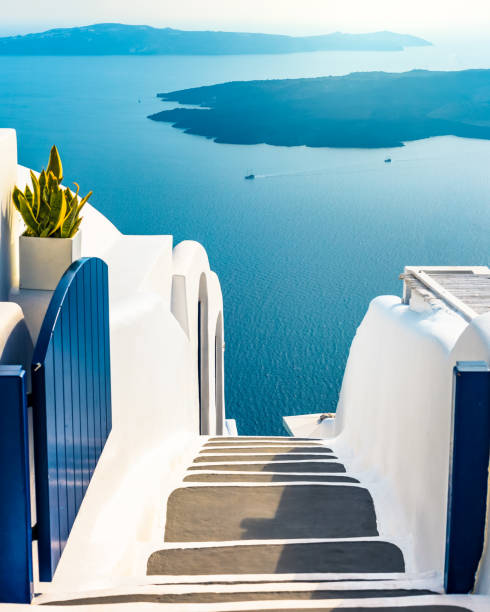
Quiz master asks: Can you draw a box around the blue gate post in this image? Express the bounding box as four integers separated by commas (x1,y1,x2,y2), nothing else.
445,361,490,594
0,366,33,603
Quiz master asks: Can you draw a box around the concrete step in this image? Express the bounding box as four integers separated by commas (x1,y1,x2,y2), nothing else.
205,441,328,448
36,588,438,606
200,447,334,454
194,454,338,463
149,541,405,575
164,484,378,542
184,473,359,483
114,437,486,610
209,437,323,442
188,461,347,472
137,569,438,585
34,577,460,608
35,589,480,612
220,604,474,612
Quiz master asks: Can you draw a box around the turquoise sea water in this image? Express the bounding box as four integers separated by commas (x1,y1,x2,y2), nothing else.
1,40,490,434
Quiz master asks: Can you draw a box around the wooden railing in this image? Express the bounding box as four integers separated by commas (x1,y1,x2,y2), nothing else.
402,266,490,322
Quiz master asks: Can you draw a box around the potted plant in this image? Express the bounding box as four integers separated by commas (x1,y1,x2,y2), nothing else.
12,146,92,290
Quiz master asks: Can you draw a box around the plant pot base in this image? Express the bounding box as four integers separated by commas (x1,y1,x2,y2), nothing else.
19,232,82,291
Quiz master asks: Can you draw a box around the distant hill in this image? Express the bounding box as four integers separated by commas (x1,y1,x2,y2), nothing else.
0,23,431,55
149,69,490,148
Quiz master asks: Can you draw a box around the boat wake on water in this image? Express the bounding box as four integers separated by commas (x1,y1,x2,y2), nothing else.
245,163,392,181
244,154,453,181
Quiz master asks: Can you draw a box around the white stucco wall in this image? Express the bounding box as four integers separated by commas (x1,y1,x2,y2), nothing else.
52,223,224,590
0,131,226,591
334,295,490,592
0,130,20,301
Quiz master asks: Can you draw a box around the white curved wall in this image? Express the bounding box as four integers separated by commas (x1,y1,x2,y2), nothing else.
335,295,490,590
171,241,224,436
214,301,225,435
0,130,20,301
0,131,226,590
55,225,225,589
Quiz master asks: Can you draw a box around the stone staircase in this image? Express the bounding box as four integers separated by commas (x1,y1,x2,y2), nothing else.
38,436,479,610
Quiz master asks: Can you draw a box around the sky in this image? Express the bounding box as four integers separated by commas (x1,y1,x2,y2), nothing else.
1,0,489,39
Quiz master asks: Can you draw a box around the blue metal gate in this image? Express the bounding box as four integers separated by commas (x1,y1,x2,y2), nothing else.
0,366,32,603
31,257,112,581
445,361,490,593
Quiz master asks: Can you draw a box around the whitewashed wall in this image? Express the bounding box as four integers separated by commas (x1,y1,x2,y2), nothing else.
0,132,33,372
0,130,225,590
335,295,490,592
0,130,20,301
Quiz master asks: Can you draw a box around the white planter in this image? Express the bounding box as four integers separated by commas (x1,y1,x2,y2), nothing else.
19,231,82,291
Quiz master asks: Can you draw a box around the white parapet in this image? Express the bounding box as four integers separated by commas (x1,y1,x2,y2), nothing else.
332,291,490,590
224,418,238,436
282,413,335,438
0,129,21,301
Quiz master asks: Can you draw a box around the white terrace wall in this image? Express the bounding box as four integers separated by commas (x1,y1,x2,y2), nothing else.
0,130,19,301
0,131,225,589
0,132,33,372
334,295,490,590
171,241,224,436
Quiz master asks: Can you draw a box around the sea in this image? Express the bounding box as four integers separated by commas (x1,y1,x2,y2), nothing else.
1,37,490,434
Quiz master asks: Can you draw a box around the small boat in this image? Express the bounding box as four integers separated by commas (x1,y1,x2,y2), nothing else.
384,158,392,163
244,174,255,180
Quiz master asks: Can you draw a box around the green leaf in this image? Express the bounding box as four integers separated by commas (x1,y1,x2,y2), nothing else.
76,190,92,215
37,198,50,226
24,185,34,211
47,170,59,193
12,186,22,212
47,189,67,236
42,185,50,207
69,217,82,237
71,182,80,200
39,169,47,193
64,183,79,207
17,191,40,234
61,201,77,238
61,183,85,237
47,145,63,181
30,171,41,217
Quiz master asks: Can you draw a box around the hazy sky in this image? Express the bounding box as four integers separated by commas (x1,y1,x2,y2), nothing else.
1,0,489,38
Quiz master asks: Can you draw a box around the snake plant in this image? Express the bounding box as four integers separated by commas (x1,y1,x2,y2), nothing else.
12,146,92,238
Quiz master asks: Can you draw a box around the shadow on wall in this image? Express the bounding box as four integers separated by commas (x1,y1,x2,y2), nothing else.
198,273,224,436
170,242,224,437
198,272,209,435
0,315,33,372
215,311,224,435
0,130,19,301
